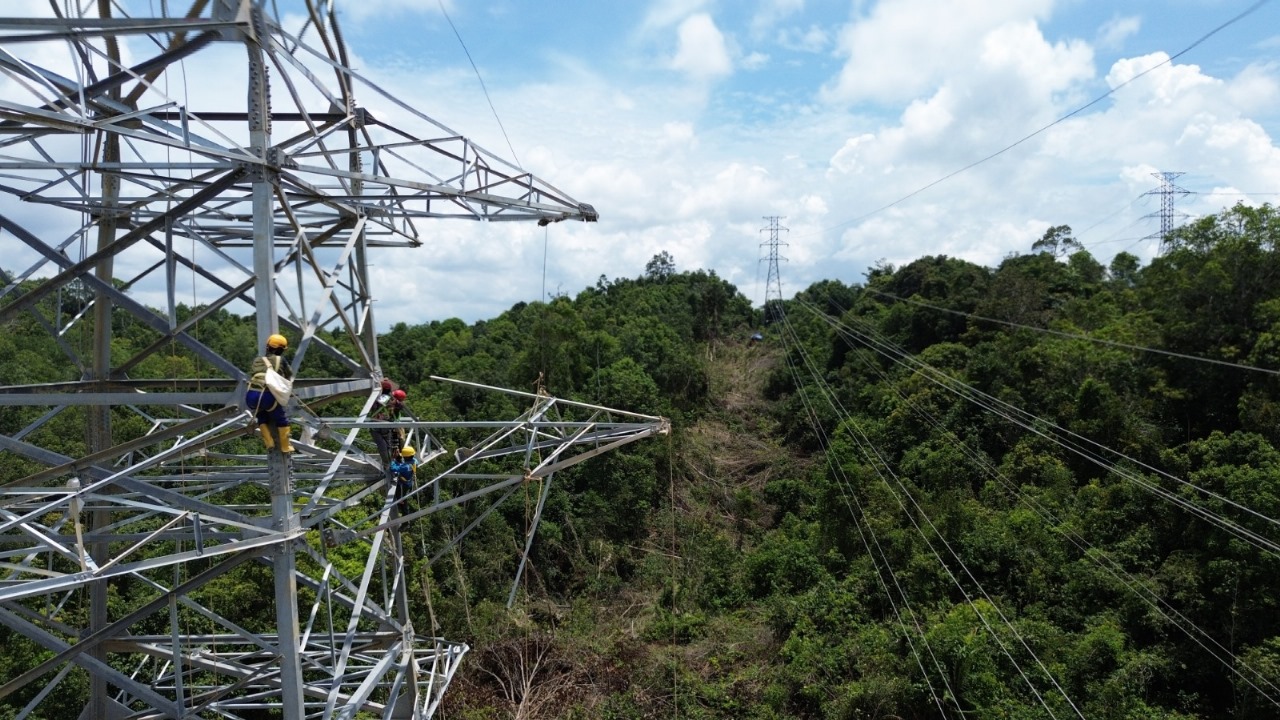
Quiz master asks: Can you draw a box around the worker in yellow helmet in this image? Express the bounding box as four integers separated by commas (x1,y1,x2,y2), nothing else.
389,445,417,514
246,333,294,453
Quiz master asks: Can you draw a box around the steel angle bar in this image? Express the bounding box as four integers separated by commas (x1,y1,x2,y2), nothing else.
261,34,346,119
355,474,526,540
95,512,192,574
298,480,389,530
424,486,519,567
273,171,407,238
0,591,78,637
148,111,352,124
0,508,82,567
395,419,591,514
0,95,247,161
0,17,238,33
12,661,73,720
285,213,372,367
65,31,221,110
297,561,335,652
127,643,289,709
110,292,259,378
418,641,468,717
287,163,590,220
0,160,227,171
0,390,239,407
0,49,68,105
332,643,402,720
0,549,254,702
0,102,92,134
309,418,636,431
171,595,335,677
321,521,391,717
383,656,414,720
430,375,667,421
0,530,241,546
293,545,394,620
0,605,182,717
0,526,291,603
531,425,664,478
0,413,258,525
0,226,85,299
0,170,243,323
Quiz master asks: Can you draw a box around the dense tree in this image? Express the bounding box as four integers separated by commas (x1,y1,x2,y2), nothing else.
5,204,1280,719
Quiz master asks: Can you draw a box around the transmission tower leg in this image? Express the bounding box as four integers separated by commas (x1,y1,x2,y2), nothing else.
272,456,305,718
391,527,420,718
87,33,123,716
245,9,303,713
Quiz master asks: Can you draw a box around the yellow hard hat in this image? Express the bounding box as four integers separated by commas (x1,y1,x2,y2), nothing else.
400,446,416,458
267,334,288,350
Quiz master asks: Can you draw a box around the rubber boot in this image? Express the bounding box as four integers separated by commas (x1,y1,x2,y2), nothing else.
258,424,276,450
277,426,294,454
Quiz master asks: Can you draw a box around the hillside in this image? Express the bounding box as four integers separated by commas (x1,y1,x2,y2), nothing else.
5,204,1280,719
437,203,1280,719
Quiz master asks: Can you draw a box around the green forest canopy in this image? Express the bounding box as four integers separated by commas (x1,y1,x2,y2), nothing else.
3,202,1280,718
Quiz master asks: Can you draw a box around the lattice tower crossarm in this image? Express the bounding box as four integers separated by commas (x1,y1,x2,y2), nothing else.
0,2,645,719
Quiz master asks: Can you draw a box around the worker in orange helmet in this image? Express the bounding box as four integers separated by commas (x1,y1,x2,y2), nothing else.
246,333,294,453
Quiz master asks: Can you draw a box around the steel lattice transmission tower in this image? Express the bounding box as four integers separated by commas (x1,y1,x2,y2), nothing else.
760,216,788,324
0,2,664,718
1143,171,1193,252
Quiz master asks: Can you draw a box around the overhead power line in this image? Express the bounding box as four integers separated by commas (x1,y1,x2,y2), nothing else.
437,0,522,170
862,286,1280,377
788,295,1280,706
806,0,1272,239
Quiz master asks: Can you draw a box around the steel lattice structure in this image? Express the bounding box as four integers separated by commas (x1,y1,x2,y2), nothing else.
0,2,658,718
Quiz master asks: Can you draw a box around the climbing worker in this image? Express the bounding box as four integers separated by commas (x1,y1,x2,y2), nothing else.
389,445,417,514
371,386,407,472
246,333,294,453
370,378,394,462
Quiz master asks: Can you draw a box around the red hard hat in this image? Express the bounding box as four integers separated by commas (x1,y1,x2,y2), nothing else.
381,378,393,390
392,389,406,401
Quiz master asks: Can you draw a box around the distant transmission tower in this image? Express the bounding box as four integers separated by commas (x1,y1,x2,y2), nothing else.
760,216,788,324
1143,171,1192,252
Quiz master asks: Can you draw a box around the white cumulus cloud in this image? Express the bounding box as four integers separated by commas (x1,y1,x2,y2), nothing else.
1097,15,1141,50
821,0,1055,105
670,14,734,81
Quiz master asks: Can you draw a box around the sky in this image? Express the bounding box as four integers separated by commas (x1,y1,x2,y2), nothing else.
4,0,1280,329
331,0,1280,326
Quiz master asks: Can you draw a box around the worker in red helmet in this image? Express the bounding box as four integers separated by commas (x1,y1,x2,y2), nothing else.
246,333,294,453
371,382,407,473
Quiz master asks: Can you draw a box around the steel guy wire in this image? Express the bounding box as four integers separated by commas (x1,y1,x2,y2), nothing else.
773,308,960,717
800,293,1280,708
800,296,1280,558
777,303,1082,719
862,287,1280,377
797,0,1273,241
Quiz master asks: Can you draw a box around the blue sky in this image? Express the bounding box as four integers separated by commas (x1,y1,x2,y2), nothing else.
4,1,1279,327
317,0,1280,325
